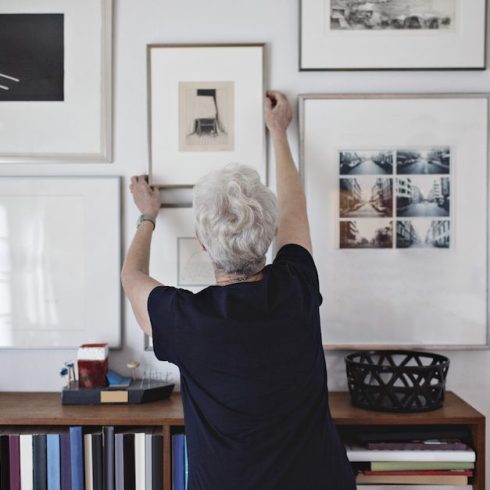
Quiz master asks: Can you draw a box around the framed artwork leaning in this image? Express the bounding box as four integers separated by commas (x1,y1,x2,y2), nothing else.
0,177,121,349
299,93,489,349
147,44,266,187
299,0,487,70
0,0,113,162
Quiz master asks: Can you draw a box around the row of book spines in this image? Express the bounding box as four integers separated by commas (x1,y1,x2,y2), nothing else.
171,434,188,490
0,427,164,490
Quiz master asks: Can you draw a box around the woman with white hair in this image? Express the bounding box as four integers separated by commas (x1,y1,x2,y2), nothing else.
122,91,356,490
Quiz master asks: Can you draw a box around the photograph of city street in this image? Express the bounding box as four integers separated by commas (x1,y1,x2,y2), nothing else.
339,150,394,175
339,219,393,248
340,177,393,218
396,176,450,217
330,0,456,30
397,147,450,175
396,219,450,248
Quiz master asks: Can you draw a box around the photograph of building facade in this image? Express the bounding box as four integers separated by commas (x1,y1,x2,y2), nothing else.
339,150,393,175
340,219,393,248
397,147,450,175
396,219,450,248
340,177,392,217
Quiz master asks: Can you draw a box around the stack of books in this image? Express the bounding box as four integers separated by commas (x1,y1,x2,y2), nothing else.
0,426,164,489
344,426,476,489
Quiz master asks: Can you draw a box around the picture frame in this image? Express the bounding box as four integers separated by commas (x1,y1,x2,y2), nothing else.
0,0,113,162
147,44,266,187
299,0,487,71
299,93,489,350
0,177,121,349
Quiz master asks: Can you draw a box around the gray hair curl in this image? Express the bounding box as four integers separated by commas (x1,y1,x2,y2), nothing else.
193,164,278,276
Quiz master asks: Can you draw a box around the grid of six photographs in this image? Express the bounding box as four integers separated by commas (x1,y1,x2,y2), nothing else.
338,147,451,249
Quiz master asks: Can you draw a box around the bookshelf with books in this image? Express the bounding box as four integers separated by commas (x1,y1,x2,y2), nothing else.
0,391,484,489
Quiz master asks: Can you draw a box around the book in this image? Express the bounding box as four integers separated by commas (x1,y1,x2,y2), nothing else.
33,433,48,490
368,441,469,451
9,434,20,490
20,434,33,490
357,473,468,485
69,427,84,490
151,430,163,490
371,461,475,471
47,433,61,490
134,432,146,490
357,486,472,490
172,434,185,490
145,434,152,490
91,433,103,490
184,435,188,490
60,432,71,490
103,426,115,490
83,434,93,490
123,433,135,490
363,470,473,477
346,445,476,462
0,434,9,490
115,433,124,490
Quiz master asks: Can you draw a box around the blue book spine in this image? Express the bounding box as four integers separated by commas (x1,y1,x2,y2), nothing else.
69,427,84,490
47,434,61,490
184,435,188,490
172,434,185,490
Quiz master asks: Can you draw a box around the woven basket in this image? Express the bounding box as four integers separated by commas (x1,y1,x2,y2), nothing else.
345,350,450,413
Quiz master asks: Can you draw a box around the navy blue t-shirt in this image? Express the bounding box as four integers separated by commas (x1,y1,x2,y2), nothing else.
148,244,356,490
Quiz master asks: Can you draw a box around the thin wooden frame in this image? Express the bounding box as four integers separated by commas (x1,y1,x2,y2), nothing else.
299,93,490,351
299,0,488,71
147,43,267,190
0,0,113,162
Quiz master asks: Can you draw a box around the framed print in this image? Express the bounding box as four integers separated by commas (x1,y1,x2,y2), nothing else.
299,93,489,349
148,44,266,187
299,0,487,70
0,0,113,162
0,177,121,349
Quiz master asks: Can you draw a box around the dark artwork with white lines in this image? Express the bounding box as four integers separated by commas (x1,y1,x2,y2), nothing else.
0,14,64,101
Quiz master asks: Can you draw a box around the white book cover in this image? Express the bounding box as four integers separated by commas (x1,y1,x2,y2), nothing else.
346,445,476,462
19,434,33,490
145,434,152,490
135,432,146,490
84,434,93,490
357,486,472,490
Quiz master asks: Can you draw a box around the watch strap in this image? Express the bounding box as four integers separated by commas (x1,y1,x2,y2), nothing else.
137,214,156,230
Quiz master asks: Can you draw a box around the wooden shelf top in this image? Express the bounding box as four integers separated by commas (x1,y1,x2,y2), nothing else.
0,391,483,426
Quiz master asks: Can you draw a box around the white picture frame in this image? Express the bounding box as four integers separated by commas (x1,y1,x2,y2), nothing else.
0,0,113,162
300,93,489,350
0,177,121,349
300,0,487,70
147,44,266,187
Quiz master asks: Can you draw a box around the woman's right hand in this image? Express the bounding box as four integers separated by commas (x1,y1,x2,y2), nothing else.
265,90,292,136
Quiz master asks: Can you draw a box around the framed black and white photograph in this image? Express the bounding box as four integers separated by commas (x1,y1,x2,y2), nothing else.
300,0,486,70
340,150,394,175
0,0,112,162
300,93,489,349
148,44,265,187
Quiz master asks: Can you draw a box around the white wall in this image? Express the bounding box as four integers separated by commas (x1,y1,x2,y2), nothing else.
0,0,488,477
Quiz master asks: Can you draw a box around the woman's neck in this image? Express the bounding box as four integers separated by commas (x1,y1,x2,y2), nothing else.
214,269,263,286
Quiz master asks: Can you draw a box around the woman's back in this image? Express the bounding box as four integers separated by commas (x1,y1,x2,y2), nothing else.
149,245,356,490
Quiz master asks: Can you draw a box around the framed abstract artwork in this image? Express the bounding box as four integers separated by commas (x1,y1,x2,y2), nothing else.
0,0,113,162
299,93,489,349
0,177,121,349
147,44,266,187
300,0,487,70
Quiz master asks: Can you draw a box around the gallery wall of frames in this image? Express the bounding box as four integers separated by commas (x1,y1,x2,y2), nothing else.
0,0,489,389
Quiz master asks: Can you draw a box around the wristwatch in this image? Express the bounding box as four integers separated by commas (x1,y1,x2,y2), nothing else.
137,214,156,230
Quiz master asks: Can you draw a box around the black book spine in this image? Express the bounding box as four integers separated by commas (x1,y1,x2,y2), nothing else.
103,427,115,490
92,433,103,490
151,433,163,490
0,435,9,490
123,433,136,490
32,434,47,490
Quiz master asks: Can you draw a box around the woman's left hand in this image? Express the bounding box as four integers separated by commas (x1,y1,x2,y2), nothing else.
130,175,161,218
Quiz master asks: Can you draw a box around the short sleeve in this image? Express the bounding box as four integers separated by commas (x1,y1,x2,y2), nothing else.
273,244,323,305
147,285,180,364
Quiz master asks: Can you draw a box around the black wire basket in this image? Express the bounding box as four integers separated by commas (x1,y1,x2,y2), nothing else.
345,350,450,413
